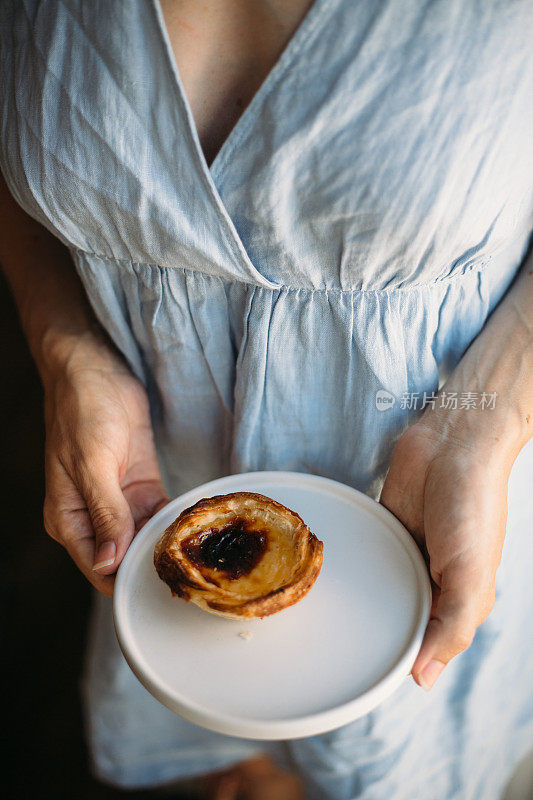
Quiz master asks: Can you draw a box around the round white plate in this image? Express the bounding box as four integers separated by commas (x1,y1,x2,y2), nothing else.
113,471,431,740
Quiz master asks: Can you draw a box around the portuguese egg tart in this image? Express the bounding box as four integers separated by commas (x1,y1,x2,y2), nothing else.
153,491,323,619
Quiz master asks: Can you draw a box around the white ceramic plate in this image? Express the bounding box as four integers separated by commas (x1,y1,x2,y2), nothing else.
113,471,431,740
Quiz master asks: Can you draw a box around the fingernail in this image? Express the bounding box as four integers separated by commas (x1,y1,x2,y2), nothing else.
93,541,116,572
418,659,445,691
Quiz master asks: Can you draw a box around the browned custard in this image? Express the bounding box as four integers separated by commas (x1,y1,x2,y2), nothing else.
181,521,268,580
153,491,324,619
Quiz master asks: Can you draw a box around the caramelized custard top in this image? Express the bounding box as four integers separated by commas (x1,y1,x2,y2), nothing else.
182,519,268,580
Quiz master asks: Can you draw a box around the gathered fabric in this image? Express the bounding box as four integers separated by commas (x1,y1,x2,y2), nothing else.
1,1,533,797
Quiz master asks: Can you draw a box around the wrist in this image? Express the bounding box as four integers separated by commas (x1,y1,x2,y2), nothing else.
37,324,130,390
417,387,527,471
417,291,533,468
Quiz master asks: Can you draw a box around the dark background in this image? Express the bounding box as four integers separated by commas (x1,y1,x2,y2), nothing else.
1,273,182,799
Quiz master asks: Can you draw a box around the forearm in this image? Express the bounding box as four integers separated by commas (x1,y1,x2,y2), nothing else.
421,251,533,466
0,174,124,385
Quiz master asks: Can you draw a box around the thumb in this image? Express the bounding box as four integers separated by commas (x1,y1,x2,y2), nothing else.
411,558,495,690
123,478,170,533
76,459,135,575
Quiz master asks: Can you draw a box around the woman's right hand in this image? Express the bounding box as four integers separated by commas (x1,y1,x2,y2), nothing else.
0,174,168,595
42,335,169,596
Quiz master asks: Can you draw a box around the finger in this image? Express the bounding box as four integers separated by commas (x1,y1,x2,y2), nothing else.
379,424,438,548
248,774,305,800
411,559,494,690
122,478,169,533
44,511,116,595
409,579,441,676
67,451,135,575
211,775,241,800
66,518,117,594
237,755,304,800
44,459,117,595
44,455,167,593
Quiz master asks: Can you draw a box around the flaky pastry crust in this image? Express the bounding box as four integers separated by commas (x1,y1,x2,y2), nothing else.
153,491,323,619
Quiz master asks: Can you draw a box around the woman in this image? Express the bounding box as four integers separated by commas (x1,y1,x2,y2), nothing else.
1,1,532,798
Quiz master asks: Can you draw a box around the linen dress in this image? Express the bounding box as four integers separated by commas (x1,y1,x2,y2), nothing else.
2,1,533,798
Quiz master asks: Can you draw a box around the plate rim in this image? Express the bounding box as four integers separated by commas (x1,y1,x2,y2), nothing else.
113,470,432,740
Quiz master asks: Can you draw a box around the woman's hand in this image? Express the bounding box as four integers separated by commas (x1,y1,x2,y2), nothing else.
380,249,533,690
380,411,513,690
0,175,168,595
42,335,169,596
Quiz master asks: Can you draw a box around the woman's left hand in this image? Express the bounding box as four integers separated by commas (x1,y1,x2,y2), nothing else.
379,254,533,690
380,409,513,691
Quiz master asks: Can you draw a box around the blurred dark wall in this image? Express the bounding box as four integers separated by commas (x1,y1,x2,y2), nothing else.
1,272,165,799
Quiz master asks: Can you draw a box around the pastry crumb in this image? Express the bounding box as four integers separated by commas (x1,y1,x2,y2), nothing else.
238,630,252,641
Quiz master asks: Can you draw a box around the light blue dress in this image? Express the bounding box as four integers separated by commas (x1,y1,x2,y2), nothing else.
2,1,533,797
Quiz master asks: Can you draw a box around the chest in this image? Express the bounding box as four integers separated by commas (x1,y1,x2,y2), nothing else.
4,0,533,292
159,0,314,166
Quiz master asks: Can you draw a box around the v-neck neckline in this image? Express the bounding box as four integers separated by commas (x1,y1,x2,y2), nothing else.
149,0,331,286
151,0,330,184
